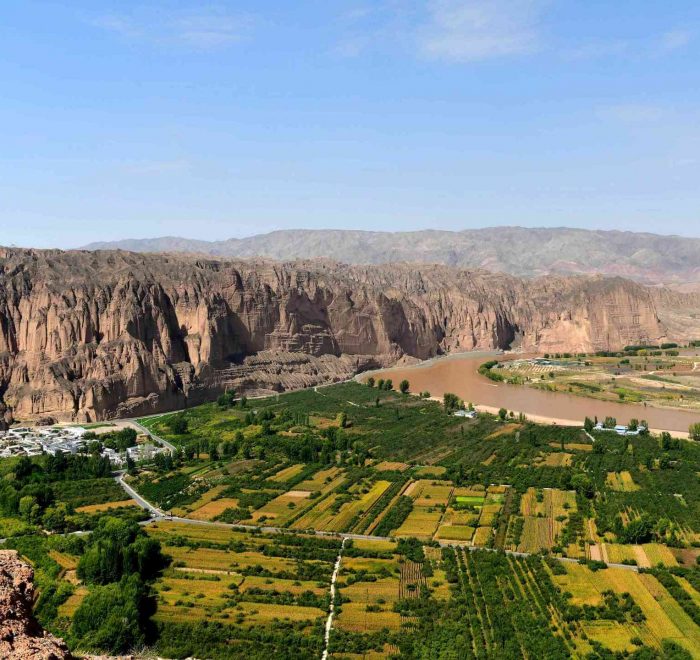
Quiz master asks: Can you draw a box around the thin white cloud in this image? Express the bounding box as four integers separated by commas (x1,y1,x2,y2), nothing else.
418,0,545,62
90,7,250,51
563,28,693,62
598,103,665,124
563,40,630,61
658,29,692,52
123,159,190,175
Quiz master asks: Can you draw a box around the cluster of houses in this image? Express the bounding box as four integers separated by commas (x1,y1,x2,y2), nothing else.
453,409,478,419
594,422,647,436
0,425,168,467
0,426,88,458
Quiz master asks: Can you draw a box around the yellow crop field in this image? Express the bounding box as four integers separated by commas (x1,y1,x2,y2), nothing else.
290,493,339,530
166,546,241,572
553,563,700,655
478,503,502,526
270,463,305,482
239,575,327,596
374,461,409,472
173,485,227,516
160,576,232,602
239,601,326,624
472,526,492,546
414,465,447,476
147,520,247,545
436,524,474,541
295,481,391,532
343,576,399,603
165,545,298,575
75,499,138,513
581,621,637,652
350,538,397,553
335,601,402,632
394,506,442,539
155,600,324,626
57,587,87,618
641,543,678,567
442,509,479,526
606,471,640,492
48,550,79,570
520,488,542,516
599,543,638,565
452,486,485,498
409,480,453,506
518,517,551,553
187,497,240,521
549,442,593,452
243,490,312,525
343,557,397,573
486,423,522,439
429,569,453,601
541,452,573,467
550,489,577,516
296,467,344,491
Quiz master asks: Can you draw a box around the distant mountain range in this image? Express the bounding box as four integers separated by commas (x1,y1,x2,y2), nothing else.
82,227,700,286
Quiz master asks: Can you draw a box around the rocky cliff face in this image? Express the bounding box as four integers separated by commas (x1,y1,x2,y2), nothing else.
0,550,72,659
0,248,668,423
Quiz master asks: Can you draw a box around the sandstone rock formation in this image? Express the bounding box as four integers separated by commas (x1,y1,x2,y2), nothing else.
0,248,669,423
0,550,72,659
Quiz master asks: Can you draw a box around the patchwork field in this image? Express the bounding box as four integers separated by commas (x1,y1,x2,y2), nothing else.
606,471,640,492
146,520,339,654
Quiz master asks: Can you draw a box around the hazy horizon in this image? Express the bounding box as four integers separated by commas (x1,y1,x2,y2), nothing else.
4,223,700,252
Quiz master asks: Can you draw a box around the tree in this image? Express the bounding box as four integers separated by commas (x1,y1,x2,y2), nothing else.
584,417,594,433
603,416,617,429
571,473,594,498
629,418,639,432
383,379,393,391
71,574,151,654
443,393,460,411
498,408,507,421
366,377,375,388
399,379,410,394
168,415,188,435
337,411,348,428
42,503,70,532
14,456,34,482
78,517,166,586
19,495,38,522
690,422,700,441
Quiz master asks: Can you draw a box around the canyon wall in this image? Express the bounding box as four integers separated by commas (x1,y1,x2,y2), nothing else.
0,248,668,423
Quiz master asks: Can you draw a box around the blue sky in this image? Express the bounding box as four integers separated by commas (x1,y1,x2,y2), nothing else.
1,1,699,248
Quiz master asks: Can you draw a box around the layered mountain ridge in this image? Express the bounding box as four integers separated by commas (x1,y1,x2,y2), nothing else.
83,227,700,286
0,247,677,423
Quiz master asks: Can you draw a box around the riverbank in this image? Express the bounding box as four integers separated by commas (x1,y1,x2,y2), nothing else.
366,350,699,439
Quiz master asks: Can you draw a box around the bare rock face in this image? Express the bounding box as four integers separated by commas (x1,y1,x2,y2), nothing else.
0,248,668,423
0,550,72,659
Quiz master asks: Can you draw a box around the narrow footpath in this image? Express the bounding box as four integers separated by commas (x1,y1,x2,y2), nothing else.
322,537,347,660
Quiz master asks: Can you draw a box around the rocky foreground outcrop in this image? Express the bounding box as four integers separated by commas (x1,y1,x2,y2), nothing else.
0,247,670,423
0,550,72,659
